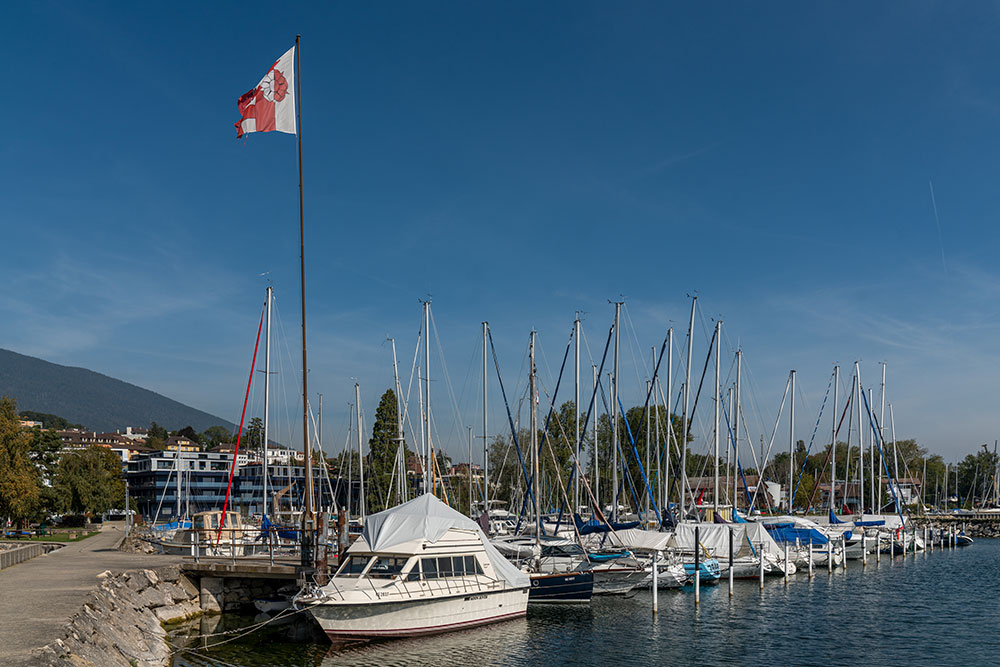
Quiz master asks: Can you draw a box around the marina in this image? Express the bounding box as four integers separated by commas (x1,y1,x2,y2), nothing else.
168,536,1000,666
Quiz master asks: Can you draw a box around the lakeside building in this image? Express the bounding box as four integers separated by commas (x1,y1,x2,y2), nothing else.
127,450,235,520
126,450,354,521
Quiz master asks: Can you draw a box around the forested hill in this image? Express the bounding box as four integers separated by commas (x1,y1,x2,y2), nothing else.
0,348,234,433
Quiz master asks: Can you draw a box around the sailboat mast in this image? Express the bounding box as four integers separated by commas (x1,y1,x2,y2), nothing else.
468,426,474,516
831,365,839,513
612,302,621,522
665,328,673,514
713,320,721,514
482,322,488,515
856,363,864,515
593,364,599,510
868,388,875,513
880,363,886,514
734,349,742,512
390,338,405,504
417,367,426,493
424,302,432,495
355,383,366,519
789,369,796,512
681,296,696,520
574,315,581,514
530,331,540,546
263,285,272,518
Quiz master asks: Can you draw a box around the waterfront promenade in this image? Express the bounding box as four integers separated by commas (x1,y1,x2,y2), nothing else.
0,524,181,666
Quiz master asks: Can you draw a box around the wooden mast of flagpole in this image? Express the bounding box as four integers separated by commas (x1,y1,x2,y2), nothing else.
295,34,315,564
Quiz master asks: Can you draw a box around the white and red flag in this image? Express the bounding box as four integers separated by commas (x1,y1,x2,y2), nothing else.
235,46,296,138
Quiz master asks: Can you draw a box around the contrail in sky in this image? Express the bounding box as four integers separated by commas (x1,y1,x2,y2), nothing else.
929,180,949,278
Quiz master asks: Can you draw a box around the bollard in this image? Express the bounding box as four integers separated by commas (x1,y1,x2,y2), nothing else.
728,527,734,597
759,544,765,590
652,550,659,614
784,543,789,583
694,526,701,606
808,541,814,578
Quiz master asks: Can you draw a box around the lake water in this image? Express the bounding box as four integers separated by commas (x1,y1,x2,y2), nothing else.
171,539,1000,666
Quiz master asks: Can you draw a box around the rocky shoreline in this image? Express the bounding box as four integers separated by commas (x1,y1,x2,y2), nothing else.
28,566,202,667
911,518,1000,539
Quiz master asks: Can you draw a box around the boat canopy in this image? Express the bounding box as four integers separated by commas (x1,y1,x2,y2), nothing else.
360,494,529,589
763,522,829,546
829,509,847,524
671,522,784,559
573,514,640,535
584,527,672,552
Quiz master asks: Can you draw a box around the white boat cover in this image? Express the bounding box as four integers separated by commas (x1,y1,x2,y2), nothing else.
582,528,672,552
360,493,529,589
670,522,784,559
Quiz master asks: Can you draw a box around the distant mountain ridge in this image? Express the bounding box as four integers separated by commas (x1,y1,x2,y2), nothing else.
0,348,234,433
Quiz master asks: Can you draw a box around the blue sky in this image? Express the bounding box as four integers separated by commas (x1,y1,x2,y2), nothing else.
3,2,1000,465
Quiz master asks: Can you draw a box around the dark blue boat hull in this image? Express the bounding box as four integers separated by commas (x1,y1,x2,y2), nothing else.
528,571,594,603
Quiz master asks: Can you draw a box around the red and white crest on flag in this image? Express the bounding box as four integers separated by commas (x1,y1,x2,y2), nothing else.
235,46,296,138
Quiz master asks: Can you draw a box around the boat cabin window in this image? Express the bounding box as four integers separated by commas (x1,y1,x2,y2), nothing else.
541,544,585,557
420,555,484,579
367,556,408,579
336,555,371,577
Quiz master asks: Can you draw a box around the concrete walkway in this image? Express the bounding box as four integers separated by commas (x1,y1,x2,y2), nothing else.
0,524,182,666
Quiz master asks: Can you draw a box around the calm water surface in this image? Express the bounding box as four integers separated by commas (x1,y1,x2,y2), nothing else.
171,539,1000,666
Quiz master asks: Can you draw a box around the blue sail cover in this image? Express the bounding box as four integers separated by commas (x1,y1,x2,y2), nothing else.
829,509,847,524
573,514,641,535
852,520,885,527
764,522,829,546
732,509,748,524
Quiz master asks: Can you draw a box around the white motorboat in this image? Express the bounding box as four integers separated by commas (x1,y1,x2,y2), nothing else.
300,494,529,641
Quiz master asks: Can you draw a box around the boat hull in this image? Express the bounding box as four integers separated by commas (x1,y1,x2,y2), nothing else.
309,587,528,640
528,571,594,603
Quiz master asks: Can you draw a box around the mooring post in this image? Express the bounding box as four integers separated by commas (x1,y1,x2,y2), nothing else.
652,550,659,614
694,526,701,606
827,538,832,573
890,530,894,559
808,540,813,578
876,529,880,564
862,533,867,567
759,542,765,590
784,543,789,583
728,526,734,597
841,534,847,570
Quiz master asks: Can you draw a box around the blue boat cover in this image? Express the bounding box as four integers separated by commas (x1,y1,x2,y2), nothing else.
828,509,847,524
763,522,829,545
732,509,749,524
573,514,640,535
853,520,885,527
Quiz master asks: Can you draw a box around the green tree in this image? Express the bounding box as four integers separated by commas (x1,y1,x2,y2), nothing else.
28,426,64,518
174,425,201,445
147,421,168,449
366,389,409,512
241,417,264,454
54,446,125,516
201,425,233,449
0,397,42,523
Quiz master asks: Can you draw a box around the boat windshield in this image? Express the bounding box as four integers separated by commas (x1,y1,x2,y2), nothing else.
336,555,372,577
366,556,409,579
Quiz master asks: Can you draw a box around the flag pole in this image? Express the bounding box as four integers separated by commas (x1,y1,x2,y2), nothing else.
295,34,315,565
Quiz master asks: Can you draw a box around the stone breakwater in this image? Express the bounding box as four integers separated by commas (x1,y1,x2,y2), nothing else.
29,566,202,667
911,517,1000,539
